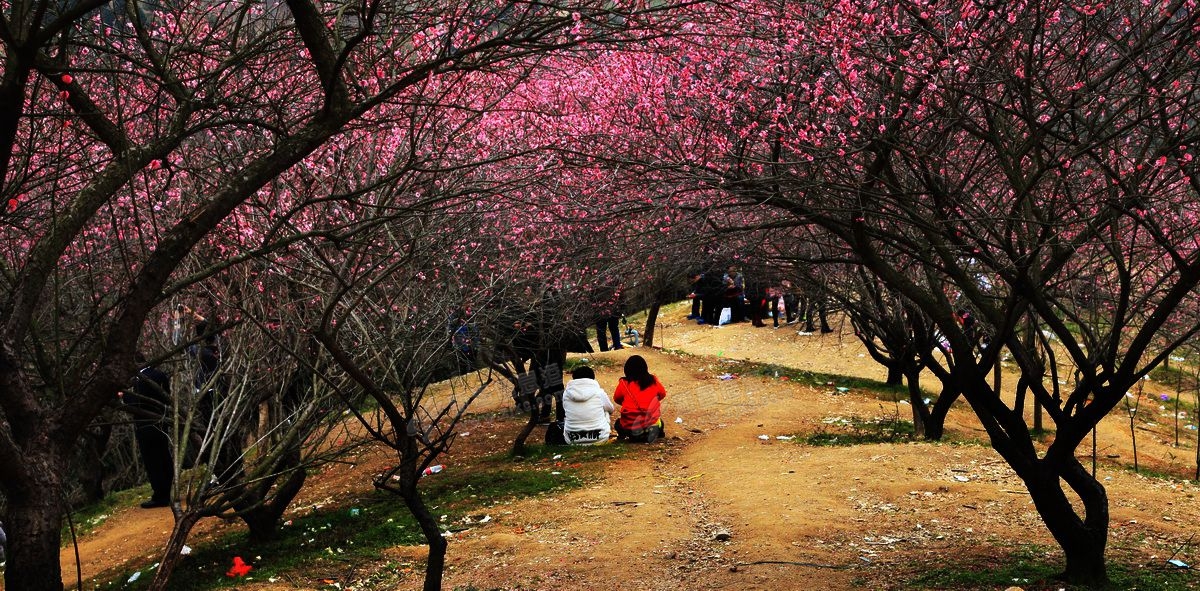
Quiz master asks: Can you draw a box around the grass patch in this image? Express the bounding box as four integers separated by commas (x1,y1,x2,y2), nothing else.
802,416,916,446
97,444,620,591
1148,363,1200,395
1118,463,1200,483
907,544,1197,590
63,485,151,543
908,545,1061,589
564,356,618,372
714,358,912,401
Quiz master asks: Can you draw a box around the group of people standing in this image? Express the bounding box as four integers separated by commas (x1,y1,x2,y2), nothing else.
687,267,833,333
556,355,668,445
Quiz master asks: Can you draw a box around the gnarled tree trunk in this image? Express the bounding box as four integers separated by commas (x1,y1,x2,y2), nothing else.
3,446,68,591
1025,459,1109,587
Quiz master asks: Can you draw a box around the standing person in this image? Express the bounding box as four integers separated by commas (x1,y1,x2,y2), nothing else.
181,304,249,488
595,315,623,352
182,305,222,391
613,355,667,443
593,282,625,352
745,274,769,327
561,366,615,445
781,279,801,324
686,271,704,320
126,353,173,508
769,284,785,328
698,268,725,325
723,266,746,322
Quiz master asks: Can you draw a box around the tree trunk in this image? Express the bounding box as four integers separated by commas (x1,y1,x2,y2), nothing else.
3,488,67,591
400,476,448,591
244,468,307,542
885,364,903,387
147,511,202,591
3,447,68,591
1025,459,1109,587
510,393,540,456
904,367,928,439
924,386,958,441
643,303,660,347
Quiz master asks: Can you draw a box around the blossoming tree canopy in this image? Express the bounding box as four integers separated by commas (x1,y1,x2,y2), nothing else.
499,0,1200,585
0,0,677,589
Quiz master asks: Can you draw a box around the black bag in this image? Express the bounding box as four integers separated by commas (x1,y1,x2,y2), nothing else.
544,421,568,445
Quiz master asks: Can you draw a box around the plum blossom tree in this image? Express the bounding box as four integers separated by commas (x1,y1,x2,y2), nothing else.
0,0,671,588
690,1,1200,585
519,0,1200,585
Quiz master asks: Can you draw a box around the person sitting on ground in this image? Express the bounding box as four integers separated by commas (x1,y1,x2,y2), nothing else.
561,366,615,445
613,355,667,443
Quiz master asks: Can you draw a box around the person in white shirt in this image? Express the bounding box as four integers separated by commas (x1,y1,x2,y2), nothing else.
561,366,614,445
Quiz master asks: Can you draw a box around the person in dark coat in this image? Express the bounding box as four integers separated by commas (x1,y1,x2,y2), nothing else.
593,282,625,352
126,353,173,508
697,269,725,325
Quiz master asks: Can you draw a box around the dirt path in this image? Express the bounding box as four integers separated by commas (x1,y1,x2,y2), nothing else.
30,303,1200,590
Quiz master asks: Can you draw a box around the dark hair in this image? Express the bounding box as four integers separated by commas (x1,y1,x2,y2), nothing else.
195,316,221,345
571,366,596,380
623,355,655,389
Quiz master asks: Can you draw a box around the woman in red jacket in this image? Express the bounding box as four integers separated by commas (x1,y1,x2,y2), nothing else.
613,355,667,442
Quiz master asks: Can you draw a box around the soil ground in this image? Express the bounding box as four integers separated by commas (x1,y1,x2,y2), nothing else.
29,303,1200,589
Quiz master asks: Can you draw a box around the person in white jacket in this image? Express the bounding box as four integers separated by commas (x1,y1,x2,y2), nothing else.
561,366,614,445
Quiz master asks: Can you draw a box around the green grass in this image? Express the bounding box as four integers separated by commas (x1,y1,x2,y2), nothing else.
63,485,151,543
1149,363,1200,395
95,443,624,591
907,545,1061,589
907,544,1198,590
801,416,916,446
712,358,914,401
564,356,618,372
1118,463,1200,483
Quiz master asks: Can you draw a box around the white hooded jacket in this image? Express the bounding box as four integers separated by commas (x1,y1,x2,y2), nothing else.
561,378,614,444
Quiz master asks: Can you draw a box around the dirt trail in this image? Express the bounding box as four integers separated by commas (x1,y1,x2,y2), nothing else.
27,304,1200,590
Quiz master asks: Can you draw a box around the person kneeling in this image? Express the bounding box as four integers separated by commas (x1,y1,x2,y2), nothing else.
561,366,614,445
613,355,667,443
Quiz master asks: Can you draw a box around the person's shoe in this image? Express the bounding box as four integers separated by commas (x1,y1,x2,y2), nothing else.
821,327,835,333
140,498,170,509
696,319,706,325
686,314,699,320
613,344,624,350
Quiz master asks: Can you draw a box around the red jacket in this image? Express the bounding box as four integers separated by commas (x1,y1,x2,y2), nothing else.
614,376,666,431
